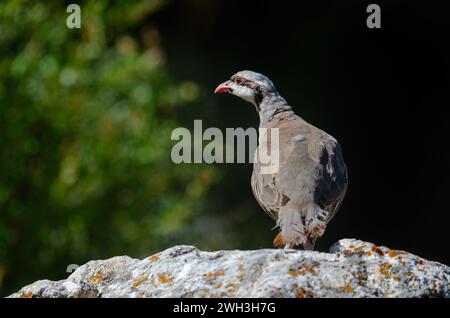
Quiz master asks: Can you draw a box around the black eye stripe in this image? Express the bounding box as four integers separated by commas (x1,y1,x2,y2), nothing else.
231,77,262,91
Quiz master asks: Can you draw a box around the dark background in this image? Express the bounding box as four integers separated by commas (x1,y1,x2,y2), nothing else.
153,0,450,260
1,0,449,296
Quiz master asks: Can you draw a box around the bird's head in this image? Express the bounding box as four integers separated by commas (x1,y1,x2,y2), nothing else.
214,70,277,107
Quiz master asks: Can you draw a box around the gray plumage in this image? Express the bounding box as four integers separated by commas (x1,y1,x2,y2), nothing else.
215,70,348,250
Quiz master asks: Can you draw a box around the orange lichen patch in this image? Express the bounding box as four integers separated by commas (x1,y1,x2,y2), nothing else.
158,273,173,284
387,249,404,258
357,281,366,287
289,268,306,276
354,243,366,253
295,287,315,298
311,261,320,268
355,272,367,280
205,271,225,278
89,271,105,285
204,271,225,285
343,248,354,255
133,275,148,287
303,264,316,275
341,284,355,293
288,270,298,276
18,292,33,298
343,243,367,255
367,251,372,256
150,254,159,262
371,245,384,257
379,262,393,277
215,282,223,288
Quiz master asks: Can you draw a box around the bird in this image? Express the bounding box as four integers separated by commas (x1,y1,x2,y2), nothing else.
214,70,348,250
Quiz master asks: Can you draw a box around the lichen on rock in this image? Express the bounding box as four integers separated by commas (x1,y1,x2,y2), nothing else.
7,239,450,298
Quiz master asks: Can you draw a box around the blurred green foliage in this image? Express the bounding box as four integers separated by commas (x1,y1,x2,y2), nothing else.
0,0,219,295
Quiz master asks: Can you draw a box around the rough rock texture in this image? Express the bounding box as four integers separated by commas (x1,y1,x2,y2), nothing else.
8,239,449,298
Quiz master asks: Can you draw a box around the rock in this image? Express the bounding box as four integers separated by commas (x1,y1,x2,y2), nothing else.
8,239,449,298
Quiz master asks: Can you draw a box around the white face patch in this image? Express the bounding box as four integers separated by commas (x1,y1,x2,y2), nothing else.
230,83,256,104
291,134,305,142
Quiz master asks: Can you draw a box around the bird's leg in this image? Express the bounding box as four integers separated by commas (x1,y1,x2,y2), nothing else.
304,204,327,238
273,233,284,248
277,202,307,248
302,238,317,251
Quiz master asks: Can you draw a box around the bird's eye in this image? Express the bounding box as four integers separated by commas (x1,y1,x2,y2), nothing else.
234,77,244,85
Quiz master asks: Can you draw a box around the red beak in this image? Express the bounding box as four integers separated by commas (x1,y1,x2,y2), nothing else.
214,81,233,94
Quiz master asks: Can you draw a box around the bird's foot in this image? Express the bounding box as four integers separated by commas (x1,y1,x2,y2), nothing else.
305,218,326,237
276,211,307,248
273,232,306,249
273,233,306,250
273,233,285,248
284,244,293,251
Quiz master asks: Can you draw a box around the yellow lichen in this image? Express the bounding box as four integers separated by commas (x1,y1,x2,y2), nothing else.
379,262,392,277
355,272,367,280
158,273,173,284
371,245,384,257
205,271,225,278
354,244,366,253
19,292,33,298
387,249,404,258
295,287,315,298
303,264,316,275
133,275,148,287
89,271,105,284
150,254,159,262
341,284,355,293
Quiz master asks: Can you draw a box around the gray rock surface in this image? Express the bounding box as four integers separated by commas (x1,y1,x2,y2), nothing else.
8,239,449,298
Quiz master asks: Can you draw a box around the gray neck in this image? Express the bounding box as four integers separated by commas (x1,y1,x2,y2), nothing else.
257,92,293,127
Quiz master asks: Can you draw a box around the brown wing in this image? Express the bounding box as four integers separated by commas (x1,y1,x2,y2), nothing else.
251,114,348,224
312,134,348,222
251,169,283,221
